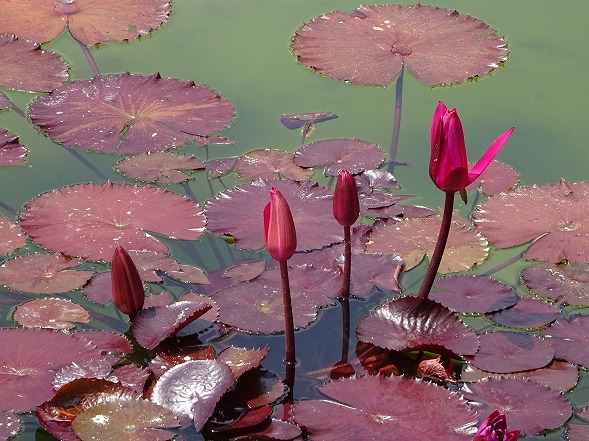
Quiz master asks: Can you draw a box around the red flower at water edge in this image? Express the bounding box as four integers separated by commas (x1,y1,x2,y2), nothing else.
333,169,360,228
264,187,297,262
111,246,145,318
474,410,520,441
429,101,514,193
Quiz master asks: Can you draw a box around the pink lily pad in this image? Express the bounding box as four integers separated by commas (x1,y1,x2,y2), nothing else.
205,157,239,178
151,359,235,430
486,296,561,329
294,375,477,440
20,182,206,261
280,111,338,130
166,264,210,284
235,149,313,181
0,34,68,92
29,73,235,154
429,276,518,314
356,169,399,190
83,272,113,305
544,316,589,368
292,4,508,86
474,180,589,263
462,377,572,436
0,129,27,166
0,215,26,254
53,358,115,390
73,329,132,354
348,253,403,298
466,160,520,195
0,0,171,46
0,91,9,110
14,297,90,330
206,179,342,251
356,296,480,356
0,253,94,294
223,260,267,282
0,412,20,440
294,138,385,176
217,346,270,379
367,216,489,273
522,262,589,306
469,331,554,373
116,152,205,184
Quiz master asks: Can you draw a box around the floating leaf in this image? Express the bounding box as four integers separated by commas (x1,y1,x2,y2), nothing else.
347,253,403,298
83,272,113,305
462,377,572,436
486,297,561,329
0,411,20,440
294,138,385,176
568,424,589,441
116,152,205,184
0,129,27,166
474,180,589,263
20,182,206,261
429,276,517,314
219,369,285,410
167,264,210,285
522,262,589,306
294,375,477,440
466,160,520,195
223,260,267,282
217,346,270,379
356,297,479,356
14,297,90,330
0,253,93,294
0,91,10,109
0,215,26,254
292,4,508,86
0,0,171,46
544,316,589,369
367,216,488,272
29,73,235,154
469,331,554,373
205,157,238,178
235,149,313,181
280,111,338,130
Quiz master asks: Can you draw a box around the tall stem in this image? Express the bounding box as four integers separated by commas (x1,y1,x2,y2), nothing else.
388,66,404,172
340,226,352,298
417,191,455,300
279,260,296,366
339,296,350,362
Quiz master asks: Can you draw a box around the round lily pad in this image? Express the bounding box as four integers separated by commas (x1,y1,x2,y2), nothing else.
544,316,589,369
116,152,205,184
522,262,589,306
486,297,561,329
14,298,90,330
466,160,520,195
235,149,313,181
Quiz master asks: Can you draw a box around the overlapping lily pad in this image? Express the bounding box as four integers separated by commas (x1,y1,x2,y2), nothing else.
486,297,561,329
19,182,206,261
235,149,313,181
466,160,520,195
0,215,26,254
14,298,90,330
292,4,508,86
544,316,589,369
116,152,205,184
474,180,589,263
0,129,27,166
522,262,589,306
29,73,235,154
0,0,171,46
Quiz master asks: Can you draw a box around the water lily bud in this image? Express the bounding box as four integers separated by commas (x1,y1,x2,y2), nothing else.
473,410,520,441
264,188,297,262
111,246,145,317
333,169,360,227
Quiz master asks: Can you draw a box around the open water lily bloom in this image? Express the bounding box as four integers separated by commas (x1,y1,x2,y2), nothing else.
429,101,514,192
264,187,297,262
474,410,520,441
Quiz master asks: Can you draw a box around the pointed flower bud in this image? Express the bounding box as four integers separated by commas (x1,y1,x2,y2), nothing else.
333,169,360,227
430,101,514,192
473,410,520,441
264,187,297,262
111,246,144,317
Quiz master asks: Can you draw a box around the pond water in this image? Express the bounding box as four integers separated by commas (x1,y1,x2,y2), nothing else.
1,0,589,440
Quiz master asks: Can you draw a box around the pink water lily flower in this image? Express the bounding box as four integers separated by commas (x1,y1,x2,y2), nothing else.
429,101,514,192
474,410,520,441
264,187,297,262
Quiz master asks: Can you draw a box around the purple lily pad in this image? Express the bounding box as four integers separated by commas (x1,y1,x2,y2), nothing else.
0,34,68,92
429,276,518,314
486,297,561,329
522,262,589,306
14,297,90,330
0,91,9,110
367,216,489,273
83,272,113,305
29,73,235,154
462,377,572,436
294,138,385,176
356,169,399,190
466,160,520,195
205,157,239,178
20,182,206,261
0,129,27,166
73,329,132,354
115,152,205,184
0,412,20,440
151,359,235,430
294,375,478,440
0,253,94,294
223,260,267,283
292,4,508,86
474,180,589,263
356,296,480,356
0,215,26,254
217,346,270,380
205,178,342,251
544,316,589,368
235,149,313,181
568,424,589,441
280,111,338,130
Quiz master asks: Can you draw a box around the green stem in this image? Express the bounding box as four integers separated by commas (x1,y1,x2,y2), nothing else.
340,226,352,298
417,191,455,300
279,260,296,366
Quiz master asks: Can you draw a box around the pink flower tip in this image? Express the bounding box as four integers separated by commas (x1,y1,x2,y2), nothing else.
473,410,520,441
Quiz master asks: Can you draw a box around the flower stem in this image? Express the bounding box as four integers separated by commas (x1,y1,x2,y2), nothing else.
340,226,352,298
279,260,296,365
417,191,455,300
388,65,404,172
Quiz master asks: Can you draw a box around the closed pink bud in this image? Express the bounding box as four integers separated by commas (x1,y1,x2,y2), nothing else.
111,246,144,318
333,169,360,227
264,188,297,262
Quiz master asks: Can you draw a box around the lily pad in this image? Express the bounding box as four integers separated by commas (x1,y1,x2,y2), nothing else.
486,297,561,329
217,346,270,379
280,111,338,130
20,182,206,261
116,152,205,184
522,262,589,306
0,34,68,92
0,129,27,166
294,375,477,440
466,160,520,195
14,297,90,330
0,0,171,46
235,149,313,181
0,412,20,440
0,215,26,254
0,253,93,294
367,216,489,273
29,73,235,154
544,316,589,369
292,4,508,86
474,180,589,263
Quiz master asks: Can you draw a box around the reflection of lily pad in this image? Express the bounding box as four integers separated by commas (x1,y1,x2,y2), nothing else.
30,73,235,154
292,4,508,86
20,182,206,261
